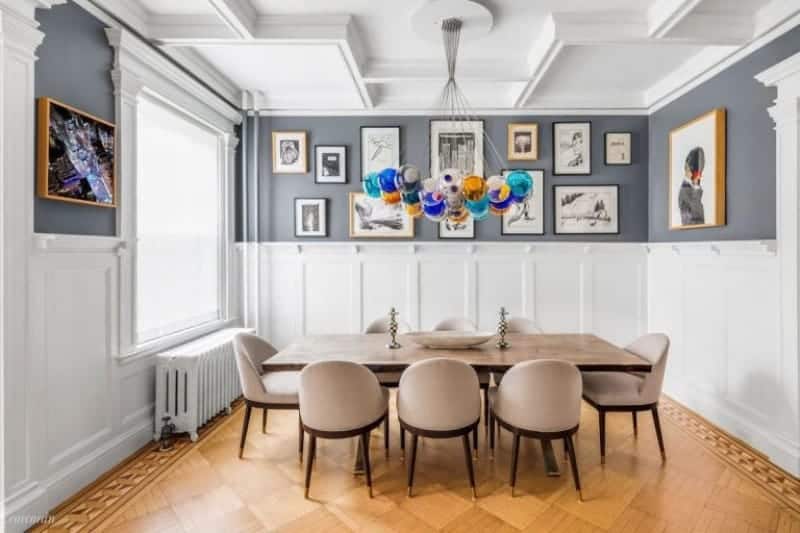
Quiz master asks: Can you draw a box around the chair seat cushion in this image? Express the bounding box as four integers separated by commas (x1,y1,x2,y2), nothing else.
260,371,300,404
581,372,645,406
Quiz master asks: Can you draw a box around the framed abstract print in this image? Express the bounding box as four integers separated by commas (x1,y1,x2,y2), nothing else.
273,131,308,174
668,108,726,230
295,198,328,237
430,120,484,178
315,145,347,184
604,132,632,165
501,169,544,235
553,185,619,235
507,123,538,161
361,126,400,179
349,192,414,239
439,217,475,239
553,122,591,175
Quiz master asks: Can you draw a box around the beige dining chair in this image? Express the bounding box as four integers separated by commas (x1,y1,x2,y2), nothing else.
489,360,583,498
299,361,389,499
365,316,412,388
397,358,481,500
493,317,543,386
581,333,670,464
233,333,302,460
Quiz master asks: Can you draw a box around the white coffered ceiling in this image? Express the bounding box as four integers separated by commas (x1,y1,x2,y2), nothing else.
87,0,800,113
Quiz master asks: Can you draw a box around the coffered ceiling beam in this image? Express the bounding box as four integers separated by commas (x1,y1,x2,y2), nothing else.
362,60,529,84
648,0,703,38
513,15,562,108
207,0,256,40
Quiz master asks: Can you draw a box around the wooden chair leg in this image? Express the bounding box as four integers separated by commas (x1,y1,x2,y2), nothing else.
262,408,268,434
473,425,479,459
632,411,638,437
599,410,607,465
462,434,477,501
565,435,582,500
652,406,666,461
400,426,405,460
298,415,304,462
489,411,495,459
384,415,390,457
361,432,373,497
407,434,419,497
304,435,316,499
239,404,252,459
510,431,521,496
483,387,489,427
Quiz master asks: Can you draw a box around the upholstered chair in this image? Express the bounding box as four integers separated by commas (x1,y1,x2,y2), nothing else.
581,333,670,464
397,358,481,500
365,316,412,387
506,317,543,334
299,361,389,499
489,360,583,498
233,333,302,459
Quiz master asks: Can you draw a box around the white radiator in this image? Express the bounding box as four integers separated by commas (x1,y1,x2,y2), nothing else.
154,327,253,441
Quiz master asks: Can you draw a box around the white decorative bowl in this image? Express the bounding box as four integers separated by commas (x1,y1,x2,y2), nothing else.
402,331,496,350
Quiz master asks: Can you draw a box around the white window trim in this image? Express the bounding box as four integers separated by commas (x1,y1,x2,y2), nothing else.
106,28,241,360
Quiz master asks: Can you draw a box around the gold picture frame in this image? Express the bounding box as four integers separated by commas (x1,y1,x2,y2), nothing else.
507,123,538,161
349,192,414,239
272,131,308,174
668,108,726,230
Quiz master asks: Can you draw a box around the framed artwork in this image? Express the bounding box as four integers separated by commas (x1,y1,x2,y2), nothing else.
439,218,475,239
668,108,726,230
349,192,414,239
553,185,619,235
430,120,484,178
605,132,632,165
360,126,400,179
315,145,347,184
553,122,591,175
272,131,308,174
294,198,327,237
507,123,538,161
501,169,545,235
37,97,116,207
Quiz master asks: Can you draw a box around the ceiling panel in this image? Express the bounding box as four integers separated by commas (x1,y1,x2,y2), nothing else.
138,0,216,15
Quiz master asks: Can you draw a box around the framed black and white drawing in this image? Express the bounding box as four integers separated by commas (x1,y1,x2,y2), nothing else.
315,145,347,184
294,198,327,237
349,192,414,239
605,132,632,165
360,126,400,179
553,122,591,175
439,218,475,239
501,169,544,235
507,123,538,161
553,185,619,235
430,120,484,178
272,131,308,174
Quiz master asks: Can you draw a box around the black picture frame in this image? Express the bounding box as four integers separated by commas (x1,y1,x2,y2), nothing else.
604,132,632,166
294,197,328,238
500,169,545,236
552,121,592,176
314,145,348,184
552,184,620,235
360,126,401,181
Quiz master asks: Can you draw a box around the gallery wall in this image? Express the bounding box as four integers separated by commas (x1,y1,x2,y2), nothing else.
243,115,649,242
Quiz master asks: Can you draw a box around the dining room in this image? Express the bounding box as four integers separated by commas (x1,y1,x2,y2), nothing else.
3,0,800,532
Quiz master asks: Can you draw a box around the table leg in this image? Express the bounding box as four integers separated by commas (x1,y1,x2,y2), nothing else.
353,437,365,475
541,439,561,477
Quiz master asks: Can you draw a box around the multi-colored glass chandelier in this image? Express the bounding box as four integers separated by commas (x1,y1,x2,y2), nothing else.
361,17,533,224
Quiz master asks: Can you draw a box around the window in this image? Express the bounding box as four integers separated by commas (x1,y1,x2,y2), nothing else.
135,94,225,344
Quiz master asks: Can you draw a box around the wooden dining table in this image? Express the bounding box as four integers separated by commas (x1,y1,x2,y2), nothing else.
263,332,651,476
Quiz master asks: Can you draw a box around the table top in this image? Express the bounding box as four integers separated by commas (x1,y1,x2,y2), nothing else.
262,333,651,373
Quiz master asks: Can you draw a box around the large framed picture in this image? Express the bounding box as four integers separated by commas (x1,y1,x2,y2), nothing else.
294,198,327,237
553,185,619,235
272,131,308,174
439,218,475,239
605,132,632,165
37,97,116,207
315,145,347,184
553,122,591,175
360,126,400,179
349,192,414,239
507,123,538,161
501,169,544,235
430,120,484,177
668,108,726,230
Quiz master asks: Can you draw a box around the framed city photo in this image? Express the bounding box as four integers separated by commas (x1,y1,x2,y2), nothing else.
430,120,484,178
272,131,308,174
668,108,726,230
360,126,400,179
315,145,347,184
37,97,116,207
501,169,544,235
439,218,475,239
294,198,327,237
507,123,538,161
553,185,619,235
349,192,414,239
605,132,632,165
553,122,591,175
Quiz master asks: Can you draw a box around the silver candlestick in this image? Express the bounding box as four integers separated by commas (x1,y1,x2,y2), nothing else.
386,307,402,349
497,307,510,349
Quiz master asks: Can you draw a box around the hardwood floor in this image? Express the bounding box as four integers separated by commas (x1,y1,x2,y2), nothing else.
32,394,800,532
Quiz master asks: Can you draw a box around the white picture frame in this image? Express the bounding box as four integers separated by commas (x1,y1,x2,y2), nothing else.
360,126,400,179
349,192,414,239
294,198,327,237
315,145,347,184
605,132,632,165
430,120,484,178
501,169,544,235
553,185,619,235
553,122,591,175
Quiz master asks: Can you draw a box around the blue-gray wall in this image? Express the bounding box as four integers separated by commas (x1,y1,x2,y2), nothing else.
648,25,800,242
248,115,649,242
34,2,116,236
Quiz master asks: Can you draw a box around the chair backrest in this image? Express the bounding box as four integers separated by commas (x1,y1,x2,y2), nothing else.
626,333,670,404
299,361,386,432
397,358,480,431
233,333,277,402
364,316,412,334
433,317,477,332
494,360,582,433
506,317,543,334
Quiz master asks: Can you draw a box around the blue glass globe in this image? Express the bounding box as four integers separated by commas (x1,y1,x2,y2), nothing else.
506,170,533,198
378,167,398,193
362,172,382,198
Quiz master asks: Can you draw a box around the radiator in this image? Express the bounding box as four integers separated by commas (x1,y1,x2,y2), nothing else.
154,327,253,441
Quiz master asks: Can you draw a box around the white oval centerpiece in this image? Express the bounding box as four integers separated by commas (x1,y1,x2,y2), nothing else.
403,331,496,350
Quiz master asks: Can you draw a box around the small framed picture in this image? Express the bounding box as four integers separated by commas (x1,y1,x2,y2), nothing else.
349,192,414,239
507,123,538,161
294,198,327,237
553,122,591,175
605,132,632,165
501,169,544,235
439,218,475,239
553,185,619,235
273,131,308,174
361,126,400,179
315,145,347,184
